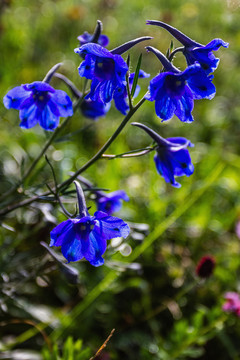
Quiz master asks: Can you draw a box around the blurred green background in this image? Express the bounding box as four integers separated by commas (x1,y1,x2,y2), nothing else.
1,0,240,359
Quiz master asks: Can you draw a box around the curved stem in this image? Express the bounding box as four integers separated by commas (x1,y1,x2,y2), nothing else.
58,95,146,192
102,145,157,159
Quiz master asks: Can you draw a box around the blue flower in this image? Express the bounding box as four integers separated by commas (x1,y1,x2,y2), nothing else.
183,39,229,74
96,190,129,215
77,20,109,47
146,20,229,74
132,122,194,188
75,43,128,104
145,46,216,123
113,69,150,115
3,81,73,130
74,36,152,104
78,32,109,47
50,181,130,266
50,211,130,266
80,98,111,120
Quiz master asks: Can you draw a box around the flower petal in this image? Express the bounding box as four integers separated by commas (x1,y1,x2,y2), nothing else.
155,93,175,121
93,211,130,240
50,219,75,247
97,190,129,214
80,99,110,119
186,69,216,100
174,87,194,123
3,86,30,109
84,231,106,267
98,80,115,103
75,43,113,59
78,54,95,79
19,104,40,129
168,149,194,177
147,72,168,101
39,105,59,130
98,34,109,47
154,152,181,188
113,87,129,115
50,90,73,117
23,81,55,93
61,237,83,262
202,38,229,51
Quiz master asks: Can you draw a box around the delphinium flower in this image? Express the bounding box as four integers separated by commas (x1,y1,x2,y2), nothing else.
146,20,229,75
50,181,130,266
132,122,194,188
96,190,129,215
77,176,129,215
3,81,73,131
114,69,150,115
145,46,216,123
74,36,152,104
196,255,216,278
77,20,109,47
222,292,240,317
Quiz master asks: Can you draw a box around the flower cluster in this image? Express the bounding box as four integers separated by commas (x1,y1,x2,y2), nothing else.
2,20,228,266
144,20,228,123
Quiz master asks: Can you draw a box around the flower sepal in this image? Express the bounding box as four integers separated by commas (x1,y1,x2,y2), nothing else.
110,36,153,55
42,63,63,84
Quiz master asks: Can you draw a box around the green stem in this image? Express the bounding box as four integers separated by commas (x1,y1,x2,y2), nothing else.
57,95,146,193
101,145,156,159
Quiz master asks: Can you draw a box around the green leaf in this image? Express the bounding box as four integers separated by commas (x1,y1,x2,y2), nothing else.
130,53,142,98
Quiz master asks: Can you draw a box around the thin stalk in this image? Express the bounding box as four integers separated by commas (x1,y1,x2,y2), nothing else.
102,145,157,159
58,95,146,193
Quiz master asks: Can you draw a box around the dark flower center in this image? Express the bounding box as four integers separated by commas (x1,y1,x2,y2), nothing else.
32,91,50,108
94,58,115,81
75,220,95,241
104,201,112,211
164,75,186,97
201,63,209,71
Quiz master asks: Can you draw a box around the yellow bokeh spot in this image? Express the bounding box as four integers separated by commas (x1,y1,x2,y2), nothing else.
180,3,199,18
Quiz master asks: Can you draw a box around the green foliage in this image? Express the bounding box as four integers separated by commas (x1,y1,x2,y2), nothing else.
42,337,91,360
